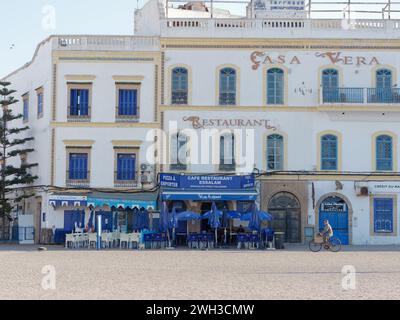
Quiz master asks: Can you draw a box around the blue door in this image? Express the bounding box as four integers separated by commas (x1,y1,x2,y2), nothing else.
64,210,85,232
95,211,113,232
319,196,349,245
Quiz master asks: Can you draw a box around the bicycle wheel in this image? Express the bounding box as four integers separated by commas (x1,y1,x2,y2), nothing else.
328,237,342,252
309,240,322,252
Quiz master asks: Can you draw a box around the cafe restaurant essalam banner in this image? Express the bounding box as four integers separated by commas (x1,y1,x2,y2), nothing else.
160,174,257,201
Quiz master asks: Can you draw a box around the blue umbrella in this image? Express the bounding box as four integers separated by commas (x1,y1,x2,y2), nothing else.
206,202,221,246
169,207,178,245
240,203,273,231
141,209,150,230
159,202,169,233
88,210,94,230
113,211,119,231
176,211,201,221
176,211,201,240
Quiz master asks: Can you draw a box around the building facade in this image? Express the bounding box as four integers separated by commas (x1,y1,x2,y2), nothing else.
4,0,400,245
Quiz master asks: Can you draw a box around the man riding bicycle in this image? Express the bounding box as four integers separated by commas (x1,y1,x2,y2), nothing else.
319,219,333,245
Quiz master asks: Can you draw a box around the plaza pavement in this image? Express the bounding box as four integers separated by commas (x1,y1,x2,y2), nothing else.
0,244,399,300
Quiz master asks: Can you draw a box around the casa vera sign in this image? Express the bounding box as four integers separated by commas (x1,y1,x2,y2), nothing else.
250,51,380,70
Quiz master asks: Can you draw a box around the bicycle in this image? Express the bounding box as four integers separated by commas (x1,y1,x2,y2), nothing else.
309,234,342,252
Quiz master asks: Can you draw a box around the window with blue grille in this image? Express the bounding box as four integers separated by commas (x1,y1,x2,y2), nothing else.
69,88,89,117
23,97,29,122
172,68,188,105
321,134,338,170
267,68,284,105
219,68,237,105
37,91,43,117
376,135,393,171
117,88,138,117
322,69,339,103
374,198,394,233
376,69,393,103
116,153,136,181
267,134,284,170
68,153,88,180
220,133,235,170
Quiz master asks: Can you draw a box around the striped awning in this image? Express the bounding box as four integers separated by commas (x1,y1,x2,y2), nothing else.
49,195,88,208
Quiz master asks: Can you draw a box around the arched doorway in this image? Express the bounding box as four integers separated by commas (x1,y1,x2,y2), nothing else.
319,196,349,245
268,192,301,243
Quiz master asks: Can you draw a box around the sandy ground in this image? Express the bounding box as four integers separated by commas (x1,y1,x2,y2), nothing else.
0,245,399,300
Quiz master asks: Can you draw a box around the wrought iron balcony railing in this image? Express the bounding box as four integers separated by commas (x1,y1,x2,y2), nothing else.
321,87,400,104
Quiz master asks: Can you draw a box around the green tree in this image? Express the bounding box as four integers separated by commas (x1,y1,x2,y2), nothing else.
0,82,38,240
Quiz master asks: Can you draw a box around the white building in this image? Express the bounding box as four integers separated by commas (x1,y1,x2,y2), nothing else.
3,0,400,245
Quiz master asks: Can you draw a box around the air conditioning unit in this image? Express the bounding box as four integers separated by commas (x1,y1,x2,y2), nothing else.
141,175,153,184
356,185,369,196
140,164,154,172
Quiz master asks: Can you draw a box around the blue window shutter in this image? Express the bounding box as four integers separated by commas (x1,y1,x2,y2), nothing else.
117,154,136,181
118,89,137,116
267,68,284,105
376,135,393,171
80,89,89,115
69,153,88,180
321,135,338,170
70,89,78,115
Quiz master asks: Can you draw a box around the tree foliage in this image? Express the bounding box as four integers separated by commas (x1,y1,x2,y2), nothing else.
0,81,38,231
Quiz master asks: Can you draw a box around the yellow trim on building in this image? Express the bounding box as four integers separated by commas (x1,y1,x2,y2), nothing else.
263,64,289,106
63,140,95,146
111,140,143,147
215,64,241,106
263,130,289,171
166,64,192,106
113,75,145,82
64,75,96,81
369,194,398,237
371,131,398,172
316,130,343,171
51,121,160,128
371,64,398,87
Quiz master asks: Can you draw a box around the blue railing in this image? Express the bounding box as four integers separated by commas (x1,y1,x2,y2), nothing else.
322,87,364,103
322,87,400,104
367,88,400,103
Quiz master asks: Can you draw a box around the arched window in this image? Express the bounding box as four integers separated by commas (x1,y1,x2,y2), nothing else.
321,134,338,170
322,69,339,103
171,67,188,105
170,132,188,170
376,69,392,103
267,68,284,105
219,68,236,105
376,135,393,171
267,134,284,170
219,133,235,171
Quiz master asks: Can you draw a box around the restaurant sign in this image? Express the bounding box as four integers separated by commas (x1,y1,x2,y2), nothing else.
183,116,276,130
160,173,255,190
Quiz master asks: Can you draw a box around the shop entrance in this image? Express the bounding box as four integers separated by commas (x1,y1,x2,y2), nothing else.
268,192,301,243
319,196,349,245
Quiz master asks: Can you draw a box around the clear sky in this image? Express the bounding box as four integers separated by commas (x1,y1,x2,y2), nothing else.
1,0,395,78
1,0,144,78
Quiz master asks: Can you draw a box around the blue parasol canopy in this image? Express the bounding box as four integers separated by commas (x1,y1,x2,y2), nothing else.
240,203,273,231
176,211,201,221
207,202,221,229
169,207,179,229
159,202,169,233
88,210,94,229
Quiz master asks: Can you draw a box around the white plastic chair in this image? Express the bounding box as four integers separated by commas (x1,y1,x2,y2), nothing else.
120,233,130,249
88,233,97,248
65,233,75,248
130,233,140,249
